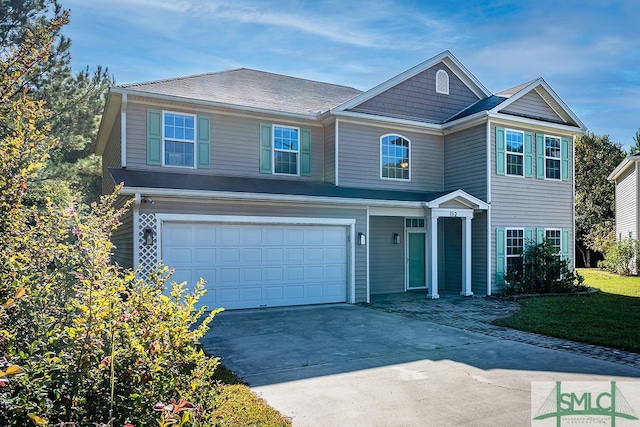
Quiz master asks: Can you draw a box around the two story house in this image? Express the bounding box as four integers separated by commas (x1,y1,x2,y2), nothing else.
96,51,586,310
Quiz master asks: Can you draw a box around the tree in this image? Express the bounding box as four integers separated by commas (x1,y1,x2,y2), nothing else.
575,132,626,267
631,129,640,156
0,6,221,425
1,0,113,206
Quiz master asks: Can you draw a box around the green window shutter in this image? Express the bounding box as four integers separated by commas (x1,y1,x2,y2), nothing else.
147,109,162,165
496,228,506,286
524,132,533,177
536,134,545,179
495,127,505,176
259,123,272,174
196,115,210,168
525,227,534,245
300,128,312,176
561,228,570,260
537,228,545,244
561,137,569,181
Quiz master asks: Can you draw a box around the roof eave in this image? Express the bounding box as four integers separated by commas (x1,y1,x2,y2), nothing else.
608,157,637,182
488,112,585,134
95,90,121,156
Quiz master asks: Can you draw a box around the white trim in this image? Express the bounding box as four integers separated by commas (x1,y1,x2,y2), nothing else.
133,193,141,269
335,118,340,186
365,206,370,303
331,110,442,133
505,128,525,177
428,216,439,299
380,133,411,181
120,93,127,167
120,186,428,208
486,120,492,295
488,112,583,134
272,124,301,176
435,69,449,95
156,214,357,305
608,156,640,182
487,204,492,296
489,78,586,130
162,110,197,168
461,216,473,296
406,230,428,291
424,189,489,210
544,228,563,253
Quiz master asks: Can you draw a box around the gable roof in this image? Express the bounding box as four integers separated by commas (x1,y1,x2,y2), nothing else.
114,68,362,116
608,152,640,182
333,50,491,113
444,78,586,130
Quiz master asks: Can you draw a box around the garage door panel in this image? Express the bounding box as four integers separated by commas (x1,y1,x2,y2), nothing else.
219,248,240,263
162,222,347,310
219,268,240,284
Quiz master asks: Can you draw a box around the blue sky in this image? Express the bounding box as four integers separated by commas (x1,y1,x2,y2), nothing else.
63,0,639,151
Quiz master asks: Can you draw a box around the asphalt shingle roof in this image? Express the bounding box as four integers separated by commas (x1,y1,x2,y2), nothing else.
119,69,363,116
110,168,449,203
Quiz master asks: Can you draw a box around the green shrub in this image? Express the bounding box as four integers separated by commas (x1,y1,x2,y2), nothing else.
599,237,639,276
504,239,586,295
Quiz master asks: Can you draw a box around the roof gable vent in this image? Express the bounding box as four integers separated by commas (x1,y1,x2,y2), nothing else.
436,69,449,95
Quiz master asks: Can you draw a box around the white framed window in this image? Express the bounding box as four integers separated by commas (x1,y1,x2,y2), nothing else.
436,69,449,94
545,229,562,253
505,129,524,176
405,218,425,228
381,134,410,180
544,135,561,180
506,228,524,276
163,112,196,167
273,125,299,175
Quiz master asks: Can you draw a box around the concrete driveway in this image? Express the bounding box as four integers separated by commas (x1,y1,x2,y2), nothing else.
201,303,640,426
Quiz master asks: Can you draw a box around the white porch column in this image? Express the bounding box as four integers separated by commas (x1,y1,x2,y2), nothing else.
429,215,439,299
461,215,473,296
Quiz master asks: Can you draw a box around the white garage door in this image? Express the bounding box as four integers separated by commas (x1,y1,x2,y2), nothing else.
161,222,348,310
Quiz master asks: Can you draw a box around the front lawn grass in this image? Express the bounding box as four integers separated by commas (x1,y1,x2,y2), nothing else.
208,364,292,426
493,268,640,353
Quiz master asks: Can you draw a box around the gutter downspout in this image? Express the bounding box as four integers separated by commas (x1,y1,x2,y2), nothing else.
121,93,127,167
133,193,140,270
486,120,492,296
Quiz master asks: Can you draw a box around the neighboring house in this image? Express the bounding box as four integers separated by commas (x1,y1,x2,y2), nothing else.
95,51,586,310
608,153,640,266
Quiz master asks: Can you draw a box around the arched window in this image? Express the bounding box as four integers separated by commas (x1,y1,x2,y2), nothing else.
436,69,449,95
380,134,410,180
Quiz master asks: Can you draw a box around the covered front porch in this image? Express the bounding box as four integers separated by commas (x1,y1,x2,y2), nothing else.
367,190,489,300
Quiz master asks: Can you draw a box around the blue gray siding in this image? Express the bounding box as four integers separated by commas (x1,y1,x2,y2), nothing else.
369,216,405,294
324,121,336,184
125,100,325,181
444,124,487,199
111,196,134,269
102,114,121,195
471,212,488,295
490,123,575,292
500,91,563,123
337,121,444,192
350,63,480,123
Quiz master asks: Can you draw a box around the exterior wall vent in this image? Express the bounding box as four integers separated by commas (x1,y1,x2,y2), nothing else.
436,69,449,95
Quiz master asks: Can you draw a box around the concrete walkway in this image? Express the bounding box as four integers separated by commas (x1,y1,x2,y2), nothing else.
201,295,640,426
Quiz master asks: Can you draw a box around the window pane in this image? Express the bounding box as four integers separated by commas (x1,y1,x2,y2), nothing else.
164,140,194,167
507,153,523,176
546,159,560,179
506,130,523,153
381,135,410,179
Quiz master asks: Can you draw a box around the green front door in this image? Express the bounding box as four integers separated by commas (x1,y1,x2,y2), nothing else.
407,232,426,289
